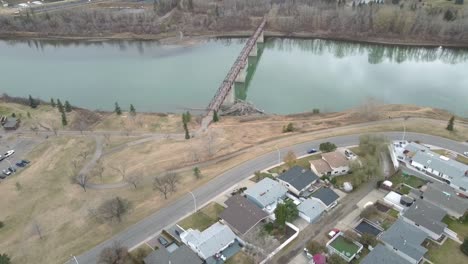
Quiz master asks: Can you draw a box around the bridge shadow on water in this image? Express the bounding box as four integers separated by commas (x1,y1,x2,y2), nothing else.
234,42,265,101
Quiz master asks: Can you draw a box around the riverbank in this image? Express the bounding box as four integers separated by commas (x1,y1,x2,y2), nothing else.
2,29,468,49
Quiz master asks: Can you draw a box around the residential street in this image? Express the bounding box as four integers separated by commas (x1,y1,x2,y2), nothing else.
70,132,467,264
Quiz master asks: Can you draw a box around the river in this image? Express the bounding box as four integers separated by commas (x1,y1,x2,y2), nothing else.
1,38,467,116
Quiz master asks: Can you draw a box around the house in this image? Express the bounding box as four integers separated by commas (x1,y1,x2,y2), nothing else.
220,195,268,235
144,245,203,264
379,219,428,264
310,187,340,210
297,198,326,223
401,199,447,240
360,244,411,264
417,182,468,218
277,166,319,196
2,117,20,130
244,177,288,214
403,142,468,195
310,151,350,177
180,222,237,260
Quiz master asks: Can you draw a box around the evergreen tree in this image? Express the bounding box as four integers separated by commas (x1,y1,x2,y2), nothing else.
57,99,64,113
129,104,136,116
28,95,37,109
64,101,72,113
0,253,11,264
446,115,455,131
50,98,56,108
61,111,68,126
11,113,16,118
115,102,122,115
213,110,219,122
193,167,201,179
461,238,468,256
184,124,190,140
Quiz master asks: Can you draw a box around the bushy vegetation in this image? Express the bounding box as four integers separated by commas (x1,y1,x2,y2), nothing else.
0,0,466,44
319,142,337,152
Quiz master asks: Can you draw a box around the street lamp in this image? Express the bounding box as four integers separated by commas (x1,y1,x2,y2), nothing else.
402,119,406,141
275,146,281,164
189,191,197,213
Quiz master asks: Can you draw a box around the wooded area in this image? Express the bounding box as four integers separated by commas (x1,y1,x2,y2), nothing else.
0,0,466,44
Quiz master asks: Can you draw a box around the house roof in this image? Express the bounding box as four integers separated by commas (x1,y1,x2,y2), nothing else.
278,166,319,192
244,178,288,208
411,148,468,190
310,187,339,207
220,195,268,235
321,151,349,168
380,219,427,262
422,182,468,216
309,159,332,174
360,244,412,264
404,142,428,155
144,245,203,264
3,117,18,128
403,199,447,235
181,222,237,260
297,198,325,221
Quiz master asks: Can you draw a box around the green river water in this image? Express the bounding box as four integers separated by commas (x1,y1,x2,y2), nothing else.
0,38,467,116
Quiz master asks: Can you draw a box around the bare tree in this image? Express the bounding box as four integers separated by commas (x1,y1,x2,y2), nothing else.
125,175,142,189
72,173,93,192
95,197,132,223
111,165,127,181
165,172,180,192
32,220,44,240
30,125,39,135
98,242,130,264
153,176,171,199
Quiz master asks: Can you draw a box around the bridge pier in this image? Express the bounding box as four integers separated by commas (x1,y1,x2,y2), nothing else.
235,62,247,83
223,83,236,106
249,43,258,57
257,31,264,43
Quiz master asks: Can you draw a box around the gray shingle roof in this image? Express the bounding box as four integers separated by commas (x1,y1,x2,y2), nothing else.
3,117,18,128
278,166,319,192
423,182,468,217
411,149,468,190
403,199,447,235
244,178,287,208
144,245,202,264
360,244,411,264
220,195,268,234
311,187,339,207
297,198,325,222
380,219,427,262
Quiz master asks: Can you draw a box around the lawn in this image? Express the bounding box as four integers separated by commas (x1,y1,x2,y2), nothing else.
334,173,356,188
443,216,468,238
225,250,254,264
389,171,427,189
268,153,322,174
388,208,400,219
178,202,224,231
250,172,275,183
426,239,468,264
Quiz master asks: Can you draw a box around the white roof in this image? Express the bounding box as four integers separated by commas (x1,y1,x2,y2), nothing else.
181,222,236,259
244,178,287,208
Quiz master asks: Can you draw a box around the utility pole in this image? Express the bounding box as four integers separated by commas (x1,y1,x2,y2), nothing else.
275,146,281,164
189,191,197,213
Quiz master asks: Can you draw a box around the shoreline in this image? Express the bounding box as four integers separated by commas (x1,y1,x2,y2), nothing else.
1,30,468,49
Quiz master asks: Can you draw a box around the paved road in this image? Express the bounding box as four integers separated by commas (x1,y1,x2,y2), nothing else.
71,132,468,263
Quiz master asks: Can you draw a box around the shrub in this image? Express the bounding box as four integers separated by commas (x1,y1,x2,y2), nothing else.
460,238,468,256
319,142,337,152
312,108,320,114
282,123,295,133
0,221,4,229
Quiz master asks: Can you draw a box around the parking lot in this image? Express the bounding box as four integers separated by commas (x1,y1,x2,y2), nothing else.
0,133,43,179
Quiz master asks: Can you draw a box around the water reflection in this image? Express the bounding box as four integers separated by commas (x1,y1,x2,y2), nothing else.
266,38,468,64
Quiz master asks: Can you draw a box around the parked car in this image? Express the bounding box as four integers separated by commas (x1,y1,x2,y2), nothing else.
158,236,169,247
16,162,25,167
2,169,11,176
0,174,6,179
307,148,317,154
464,152,468,157
4,150,15,158
328,228,340,238
22,159,30,164
8,167,16,173
0,155,4,161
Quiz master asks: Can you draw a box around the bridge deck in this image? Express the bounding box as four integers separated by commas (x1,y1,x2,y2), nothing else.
206,17,267,113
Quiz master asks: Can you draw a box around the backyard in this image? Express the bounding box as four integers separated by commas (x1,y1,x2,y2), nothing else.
225,250,254,264
390,171,427,188
443,215,468,239
328,235,361,261
177,202,225,231
426,239,467,264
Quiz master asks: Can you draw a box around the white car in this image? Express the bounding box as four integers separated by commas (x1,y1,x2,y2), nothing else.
2,169,11,176
464,152,468,157
4,150,14,158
